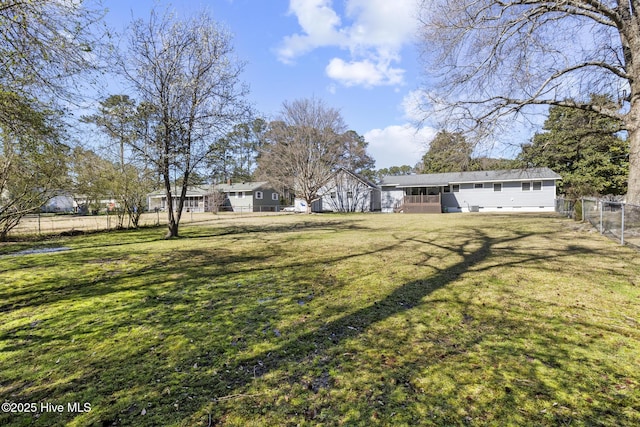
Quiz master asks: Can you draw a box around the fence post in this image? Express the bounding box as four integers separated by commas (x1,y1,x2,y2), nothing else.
621,203,625,246
599,200,603,234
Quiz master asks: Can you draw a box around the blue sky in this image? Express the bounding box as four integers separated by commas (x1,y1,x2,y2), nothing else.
101,0,439,169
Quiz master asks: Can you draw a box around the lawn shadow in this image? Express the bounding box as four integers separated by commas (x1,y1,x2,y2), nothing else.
2,217,637,426
187,225,634,425
0,219,386,314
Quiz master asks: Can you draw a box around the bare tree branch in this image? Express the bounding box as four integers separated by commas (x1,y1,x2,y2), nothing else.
119,7,250,238
256,98,349,214
419,0,640,202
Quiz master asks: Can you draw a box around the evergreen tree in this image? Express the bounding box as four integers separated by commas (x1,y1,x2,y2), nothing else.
420,131,473,173
518,95,628,198
207,119,267,183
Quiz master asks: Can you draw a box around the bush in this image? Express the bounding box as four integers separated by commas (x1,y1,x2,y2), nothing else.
574,199,583,221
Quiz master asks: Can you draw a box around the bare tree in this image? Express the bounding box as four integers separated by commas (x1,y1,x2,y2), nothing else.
204,189,228,213
257,98,348,214
0,0,105,103
82,95,157,228
120,8,249,238
0,0,105,238
418,0,640,203
0,101,67,240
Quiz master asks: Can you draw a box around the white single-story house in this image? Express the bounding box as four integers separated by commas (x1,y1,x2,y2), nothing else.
42,193,75,213
294,168,381,213
380,167,562,213
147,181,282,213
41,193,120,214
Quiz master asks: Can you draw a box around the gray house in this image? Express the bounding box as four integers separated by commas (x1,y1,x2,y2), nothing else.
380,168,561,213
147,181,281,213
215,181,281,212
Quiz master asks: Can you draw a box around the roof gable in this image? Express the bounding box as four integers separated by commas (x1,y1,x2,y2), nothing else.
332,168,379,189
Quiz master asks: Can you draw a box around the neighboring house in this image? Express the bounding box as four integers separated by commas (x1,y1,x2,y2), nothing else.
42,193,75,213
147,185,211,213
42,193,120,214
294,168,381,213
72,195,121,214
380,167,561,213
147,181,281,213
215,181,281,212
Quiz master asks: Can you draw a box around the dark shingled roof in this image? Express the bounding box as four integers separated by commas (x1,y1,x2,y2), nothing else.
380,168,561,188
148,181,271,197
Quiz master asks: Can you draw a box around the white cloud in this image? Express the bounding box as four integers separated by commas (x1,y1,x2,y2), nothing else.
277,0,418,87
278,0,346,63
401,89,431,122
344,0,417,51
364,124,437,169
325,57,404,87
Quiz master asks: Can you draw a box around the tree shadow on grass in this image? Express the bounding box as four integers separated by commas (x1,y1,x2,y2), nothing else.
187,227,638,425
1,219,638,426
0,217,374,312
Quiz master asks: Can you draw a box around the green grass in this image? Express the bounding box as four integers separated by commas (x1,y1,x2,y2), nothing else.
1,213,639,426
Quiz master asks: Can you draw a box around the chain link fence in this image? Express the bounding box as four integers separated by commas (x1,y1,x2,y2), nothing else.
9,209,292,238
578,197,640,247
555,198,575,218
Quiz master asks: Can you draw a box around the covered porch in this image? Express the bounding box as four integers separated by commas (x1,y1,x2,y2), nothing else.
401,194,442,213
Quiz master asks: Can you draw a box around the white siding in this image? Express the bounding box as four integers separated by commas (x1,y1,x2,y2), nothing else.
381,179,557,213
442,180,556,212
316,169,381,212
381,188,404,213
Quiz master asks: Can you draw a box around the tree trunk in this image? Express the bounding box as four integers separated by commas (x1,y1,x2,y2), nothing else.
165,206,179,239
165,220,179,239
627,122,640,205
626,34,640,206
623,22,640,206
163,169,178,238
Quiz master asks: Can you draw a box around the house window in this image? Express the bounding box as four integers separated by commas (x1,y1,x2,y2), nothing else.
237,192,244,199
271,192,279,201
493,183,502,192
522,182,531,191
229,192,236,198
330,192,336,199
347,191,353,199
533,181,542,191
474,183,483,189
443,186,451,193
452,184,460,193
255,191,263,200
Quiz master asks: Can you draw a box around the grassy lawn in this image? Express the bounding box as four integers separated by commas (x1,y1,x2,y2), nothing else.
1,213,639,426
